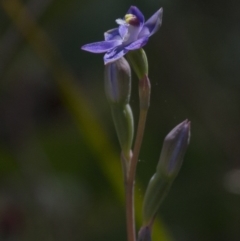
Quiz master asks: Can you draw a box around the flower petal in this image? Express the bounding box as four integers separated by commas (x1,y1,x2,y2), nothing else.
104,28,121,41
125,36,149,50
127,6,145,26
119,24,128,39
104,46,128,64
139,8,163,38
81,40,122,53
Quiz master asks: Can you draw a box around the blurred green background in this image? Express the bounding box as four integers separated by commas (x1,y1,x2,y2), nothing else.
1,0,240,240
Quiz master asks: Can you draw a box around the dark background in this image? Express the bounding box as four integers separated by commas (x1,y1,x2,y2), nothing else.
0,0,240,240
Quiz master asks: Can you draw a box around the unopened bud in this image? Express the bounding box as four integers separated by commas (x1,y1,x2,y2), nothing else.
138,226,152,241
157,120,190,180
142,120,190,226
104,57,131,106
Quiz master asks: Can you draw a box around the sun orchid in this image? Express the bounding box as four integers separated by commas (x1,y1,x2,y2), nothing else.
81,6,163,65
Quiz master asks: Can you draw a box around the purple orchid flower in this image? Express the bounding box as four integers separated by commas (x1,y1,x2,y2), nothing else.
81,6,163,65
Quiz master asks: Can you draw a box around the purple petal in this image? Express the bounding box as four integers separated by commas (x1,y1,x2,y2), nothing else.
104,46,128,64
127,6,145,26
119,24,128,39
81,40,122,53
139,8,163,38
104,28,121,41
125,36,149,50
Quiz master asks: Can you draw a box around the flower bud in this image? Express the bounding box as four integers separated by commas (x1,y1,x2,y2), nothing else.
127,48,148,80
104,57,131,106
138,226,152,241
142,120,190,226
157,120,191,180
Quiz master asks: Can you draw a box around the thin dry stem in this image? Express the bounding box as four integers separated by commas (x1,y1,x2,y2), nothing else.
126,110,148,241
125,75,151,241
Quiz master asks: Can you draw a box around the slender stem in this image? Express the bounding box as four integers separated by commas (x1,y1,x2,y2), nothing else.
125,75,151,241
125,179,136,241
126,110,148,241
130,109,148,182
